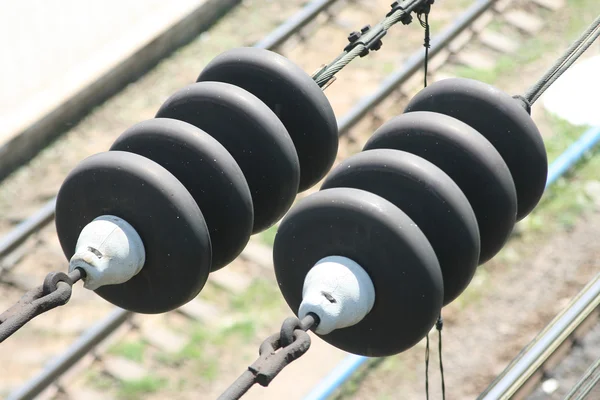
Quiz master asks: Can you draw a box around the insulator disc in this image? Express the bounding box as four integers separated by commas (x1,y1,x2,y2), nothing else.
405,77,547,220
197,47,338,192
273,187,443,357
322,149,480,306
55,151,211,314
364,111,517,264
111,118,253,271
156,81,299,233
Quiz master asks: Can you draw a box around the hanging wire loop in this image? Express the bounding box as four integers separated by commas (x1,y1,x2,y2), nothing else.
0,268,83,343
218,313,319,400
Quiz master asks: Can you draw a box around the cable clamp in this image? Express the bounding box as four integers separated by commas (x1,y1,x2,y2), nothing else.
344,25,387,57
388,0,435,21
387,1,413,23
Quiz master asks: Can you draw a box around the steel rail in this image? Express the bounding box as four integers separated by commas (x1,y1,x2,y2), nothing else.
254,0,340,50
477,126,600,400
477,273,600,400
6,308,132,400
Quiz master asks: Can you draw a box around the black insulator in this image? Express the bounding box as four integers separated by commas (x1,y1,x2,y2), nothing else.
364,111,518,264
322,149,480,306
156,81,300,233
198,47,338,192
274,187,443,357
111,118,253,271
405,78,548,221
55,151,211,314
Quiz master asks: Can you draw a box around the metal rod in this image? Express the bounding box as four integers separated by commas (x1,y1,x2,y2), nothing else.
303,354,368,400
337,0,496,135
217,370,257,400
6,308,132,400
254,0,339,50
477,273,600,400
0,198,56,259
545,126,600,189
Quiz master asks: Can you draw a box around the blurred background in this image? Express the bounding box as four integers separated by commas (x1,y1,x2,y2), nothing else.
0,0,599,399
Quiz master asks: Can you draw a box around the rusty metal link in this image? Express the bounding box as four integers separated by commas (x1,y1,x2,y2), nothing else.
218,313,319,400
0,268,84,342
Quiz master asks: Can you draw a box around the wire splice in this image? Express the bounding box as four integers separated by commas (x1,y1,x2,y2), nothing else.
344,24,387,57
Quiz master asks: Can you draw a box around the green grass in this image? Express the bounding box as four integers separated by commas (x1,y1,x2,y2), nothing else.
85,371,168,399
219,319,257,342
518,112,593,233
154,319,257,383
109,340,147,363
154,323,220,383
453,36,555,85
230,278,282,312
156,324,210,365
86,371,115,391
545,113,590,160
118,376,168,400
563,0,600,38
260,224,278,247
453,0,599,86
452,266,492,310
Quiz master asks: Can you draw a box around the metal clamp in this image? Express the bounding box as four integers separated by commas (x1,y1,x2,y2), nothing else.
344,24,387,57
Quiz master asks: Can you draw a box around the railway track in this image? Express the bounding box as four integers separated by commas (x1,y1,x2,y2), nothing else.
479,269,600,399
0,0,572,399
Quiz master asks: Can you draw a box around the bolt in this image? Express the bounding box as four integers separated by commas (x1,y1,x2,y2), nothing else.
400,13,413,25
347,31,361,43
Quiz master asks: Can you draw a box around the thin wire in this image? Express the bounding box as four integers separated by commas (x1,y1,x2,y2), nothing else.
421,8,433,398
417,11,431,87
524,14,600,105
425,333,430,400
437,317,446,400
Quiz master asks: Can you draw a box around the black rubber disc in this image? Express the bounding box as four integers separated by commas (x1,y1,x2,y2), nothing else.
405,78,547,220
155,81,299,233
55,151,212,314
321,149,479,306
364,111,517,264
111,118,253,271
197,47,338,192
273,187,443,357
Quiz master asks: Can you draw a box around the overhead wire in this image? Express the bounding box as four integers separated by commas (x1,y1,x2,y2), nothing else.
312,0,430,87
523,14,600,107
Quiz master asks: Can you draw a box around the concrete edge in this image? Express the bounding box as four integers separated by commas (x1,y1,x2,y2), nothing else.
0,0,241,183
